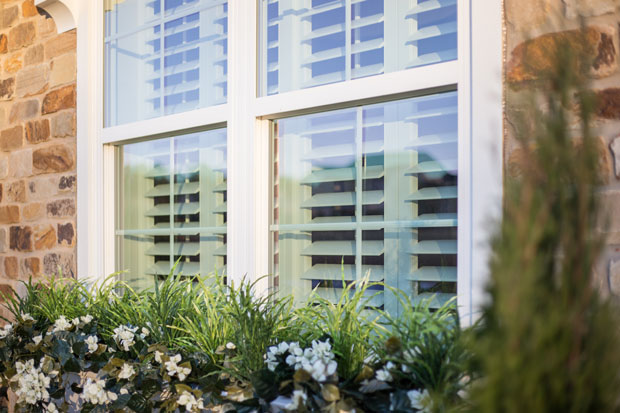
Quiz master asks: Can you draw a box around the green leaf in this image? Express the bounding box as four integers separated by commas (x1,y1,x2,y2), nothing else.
250,369,279,402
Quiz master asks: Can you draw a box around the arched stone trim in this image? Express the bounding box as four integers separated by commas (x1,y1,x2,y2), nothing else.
34,0,78,33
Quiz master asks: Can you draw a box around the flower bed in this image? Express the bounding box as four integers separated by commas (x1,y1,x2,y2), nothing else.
0,275,467,412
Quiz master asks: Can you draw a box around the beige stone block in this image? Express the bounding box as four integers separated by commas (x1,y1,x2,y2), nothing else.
50,53,75,87
6,180,25,203
0,227,6,253
8,148,32,178
24,44,43,65
22,202,43,221
0,205,19,224
51,110,74,138
33,223,55,250
0,124,22,151
42,84,75,114
0,6,18,30
27,176,57,200
25,118,50,144
21,0,38,17
8,21,35,51
505,0,563,33
3,53,21,74
21,256,40,277
598,190,620,235
33,144,74,174
44,30,76,60
43,252,74,277
37,17,56,39
4,256,18,279
0,77,15,101
9,99,38,123
46,198,74,217
15,64,48,97
564,0,619,18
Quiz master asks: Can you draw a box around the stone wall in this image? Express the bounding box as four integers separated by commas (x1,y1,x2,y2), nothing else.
0,0,76,316
504,0,620,296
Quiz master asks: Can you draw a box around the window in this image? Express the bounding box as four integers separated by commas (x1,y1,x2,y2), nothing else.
260,0,457,95
104,0,228,126
78,0,503,324
272,93,458,311
116,129,227,289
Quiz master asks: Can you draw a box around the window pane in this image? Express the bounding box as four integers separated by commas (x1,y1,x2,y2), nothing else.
105,0,228,127
116,129,227,290
272,92,457,313
259,0,457,95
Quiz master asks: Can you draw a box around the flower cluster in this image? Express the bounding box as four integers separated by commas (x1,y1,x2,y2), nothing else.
85,335,99,353
0,323,13,339
12,359,51,405
118,363,136,380
265,339,338,382
112,325,138,351
52,316,72,333
164,354,192,381
177,391,204,412
375,361,395,382
81,378,118,405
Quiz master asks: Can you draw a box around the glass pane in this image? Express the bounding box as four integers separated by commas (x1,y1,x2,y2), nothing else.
272,92,457,312
117,128,227,290
105,0,228,127
259,0,457,95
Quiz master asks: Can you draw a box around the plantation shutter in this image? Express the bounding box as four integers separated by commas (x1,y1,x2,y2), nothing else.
273,92,457,314
118,130,227,289
261,0,457,95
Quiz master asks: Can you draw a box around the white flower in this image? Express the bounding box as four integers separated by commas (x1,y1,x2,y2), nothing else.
52,316,71,333
285,390,307,411
81,315,94,324
376,368,392,382
140,327,149,338
45,402,58,412
22,313,34,322
71,318,80,327
0,323,13,338
118,363,135,380
81,378,118,405
120,388,129,395
33,335,43,345
154,351,164,363
12,359,51,405
177,391,204,412
112,325,138,351
85,335,99,353
407,389,429,410
165,354,191,381
226,342,236,350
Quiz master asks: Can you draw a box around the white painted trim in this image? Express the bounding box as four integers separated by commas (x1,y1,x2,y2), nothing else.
254,61,458,119
35,0,78,33
101,105,228,144
76,1,104,280
457,0,504,326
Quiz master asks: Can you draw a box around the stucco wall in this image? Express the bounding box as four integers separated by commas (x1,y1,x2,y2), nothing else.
504,0,620,296
0,0,76,316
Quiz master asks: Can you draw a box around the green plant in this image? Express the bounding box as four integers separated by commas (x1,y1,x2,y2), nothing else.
465,31,620,413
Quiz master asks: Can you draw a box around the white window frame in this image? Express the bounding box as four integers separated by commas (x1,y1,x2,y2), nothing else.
70,0,502,325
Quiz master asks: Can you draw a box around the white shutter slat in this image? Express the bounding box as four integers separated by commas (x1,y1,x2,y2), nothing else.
315,288,384,307
406,22,457,43
406,186,457,201
405,160,457,174
303,140,383,160
405,133,458,148
406,49,458,68
301,264,384,281
145,202,200,216
146,242,200,256
409,267,457,282
301,190,383,208
145,182,200,197
301,165,383,184
407,0,457,15
408,240,457,255
301,240,383,256
404,106,458,122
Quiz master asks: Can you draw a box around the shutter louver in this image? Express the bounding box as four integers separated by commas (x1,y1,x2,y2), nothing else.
273,92,457,314
118,129,227,289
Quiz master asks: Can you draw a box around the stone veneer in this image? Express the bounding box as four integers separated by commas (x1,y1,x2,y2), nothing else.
504,0,620,296
0,0,76,317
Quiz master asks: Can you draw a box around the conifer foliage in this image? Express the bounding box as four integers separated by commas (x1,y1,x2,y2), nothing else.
466,31,620,412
